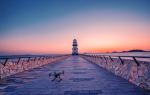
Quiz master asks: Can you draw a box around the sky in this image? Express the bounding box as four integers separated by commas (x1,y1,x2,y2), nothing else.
0,0,150,55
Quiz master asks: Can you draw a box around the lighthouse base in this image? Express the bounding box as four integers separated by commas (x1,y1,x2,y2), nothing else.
72,53,78,55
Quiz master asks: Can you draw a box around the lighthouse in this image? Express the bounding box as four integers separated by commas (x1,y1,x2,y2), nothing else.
72,39,78,55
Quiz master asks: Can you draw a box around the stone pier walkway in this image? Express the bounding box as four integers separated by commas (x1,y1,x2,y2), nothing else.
0,56,149,95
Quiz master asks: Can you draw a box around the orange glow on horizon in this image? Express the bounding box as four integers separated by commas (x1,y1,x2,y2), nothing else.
0,10,150,54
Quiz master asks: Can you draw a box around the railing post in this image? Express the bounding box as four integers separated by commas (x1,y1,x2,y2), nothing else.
118,56,124,65
17,58,21,64
34,57,36,61
133,57,140,66
103,56,107,64
109,56,113,61
3,58,8,66
27,57,30,62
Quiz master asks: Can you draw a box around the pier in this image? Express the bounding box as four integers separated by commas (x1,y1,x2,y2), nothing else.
0,56,150,95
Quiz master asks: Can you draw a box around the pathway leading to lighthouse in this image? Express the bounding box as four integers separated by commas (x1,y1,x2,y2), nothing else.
0,56,149,95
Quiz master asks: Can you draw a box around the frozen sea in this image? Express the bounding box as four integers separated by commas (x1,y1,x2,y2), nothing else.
88,52,150,62
0,52,150,63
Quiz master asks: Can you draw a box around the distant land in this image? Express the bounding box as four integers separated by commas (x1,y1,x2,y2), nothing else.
123,49,150,52
0,54,63,58
112,49,150,53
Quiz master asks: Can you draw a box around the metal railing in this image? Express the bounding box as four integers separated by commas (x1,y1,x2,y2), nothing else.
0,54,70,66
80,54,150,66
0,54,71,79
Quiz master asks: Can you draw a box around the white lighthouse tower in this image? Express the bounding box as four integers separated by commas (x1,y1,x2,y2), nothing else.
72,39,78,55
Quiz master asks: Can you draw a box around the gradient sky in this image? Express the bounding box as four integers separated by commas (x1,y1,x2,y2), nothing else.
0,0,150,55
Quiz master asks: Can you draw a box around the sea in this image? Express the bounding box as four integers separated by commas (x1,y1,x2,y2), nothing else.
0,52,150,64
88,52,150,62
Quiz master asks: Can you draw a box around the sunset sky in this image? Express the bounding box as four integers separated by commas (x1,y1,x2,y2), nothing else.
0,0,150,55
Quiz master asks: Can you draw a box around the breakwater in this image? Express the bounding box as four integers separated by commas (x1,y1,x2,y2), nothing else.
80,54,150,90
0,55,70,79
